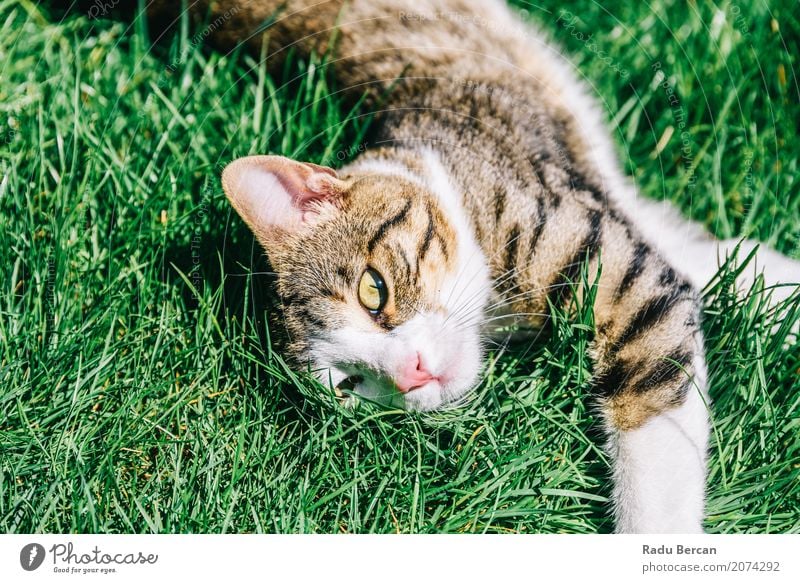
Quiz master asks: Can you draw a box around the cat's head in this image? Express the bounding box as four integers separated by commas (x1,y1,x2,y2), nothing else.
222,154,490,410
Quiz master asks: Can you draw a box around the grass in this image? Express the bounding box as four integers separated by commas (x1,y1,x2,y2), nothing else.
1,0,799,533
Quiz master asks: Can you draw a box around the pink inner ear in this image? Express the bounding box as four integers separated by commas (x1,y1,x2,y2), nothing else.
221,155,345,242
272,161,332,205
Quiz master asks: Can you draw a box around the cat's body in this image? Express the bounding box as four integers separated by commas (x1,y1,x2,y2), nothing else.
148,0,800,532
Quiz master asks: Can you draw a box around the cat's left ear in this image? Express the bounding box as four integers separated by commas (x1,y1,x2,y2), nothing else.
221,155,347,249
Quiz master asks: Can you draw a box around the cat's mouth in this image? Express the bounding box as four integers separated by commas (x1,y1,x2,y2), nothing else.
332,371,407,408
334,373,412,398
335,372,434,398
332,369,447,411
333,375,364,399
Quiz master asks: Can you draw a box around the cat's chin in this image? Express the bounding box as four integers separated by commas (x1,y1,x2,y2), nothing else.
401,382,446,412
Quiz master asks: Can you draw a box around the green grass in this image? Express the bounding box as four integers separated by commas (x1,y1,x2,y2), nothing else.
1,0,799,533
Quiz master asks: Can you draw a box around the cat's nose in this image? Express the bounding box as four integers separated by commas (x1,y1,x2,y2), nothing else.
395,352,437,393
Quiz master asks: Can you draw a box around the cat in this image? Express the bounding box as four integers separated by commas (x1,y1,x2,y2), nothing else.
148,0,800,533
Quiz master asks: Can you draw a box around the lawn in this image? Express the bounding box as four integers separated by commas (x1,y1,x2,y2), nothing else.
1,0,798,533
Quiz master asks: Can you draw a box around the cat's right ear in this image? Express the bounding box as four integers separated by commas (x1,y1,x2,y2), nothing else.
221,155,347,248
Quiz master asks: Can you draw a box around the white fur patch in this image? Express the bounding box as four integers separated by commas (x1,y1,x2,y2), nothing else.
420,149,492,334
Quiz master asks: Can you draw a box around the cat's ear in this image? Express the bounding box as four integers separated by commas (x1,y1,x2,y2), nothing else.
221,155,346,247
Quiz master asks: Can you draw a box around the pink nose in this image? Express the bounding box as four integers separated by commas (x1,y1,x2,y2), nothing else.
395,352,437,393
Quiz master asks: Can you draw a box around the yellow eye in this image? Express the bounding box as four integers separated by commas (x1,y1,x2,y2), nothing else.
358,268,388,314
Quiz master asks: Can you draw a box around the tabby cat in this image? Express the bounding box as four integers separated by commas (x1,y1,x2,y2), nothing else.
152,0,800,532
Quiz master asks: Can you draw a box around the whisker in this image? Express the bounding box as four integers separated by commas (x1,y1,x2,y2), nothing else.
482,311,549,324
441,226,532,324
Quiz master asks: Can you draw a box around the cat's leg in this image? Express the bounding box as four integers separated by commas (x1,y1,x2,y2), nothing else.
601,346,709,533
590,224,711,533
590,197,796,533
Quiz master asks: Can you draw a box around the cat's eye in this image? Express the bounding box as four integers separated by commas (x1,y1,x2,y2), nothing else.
358,268,388,314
